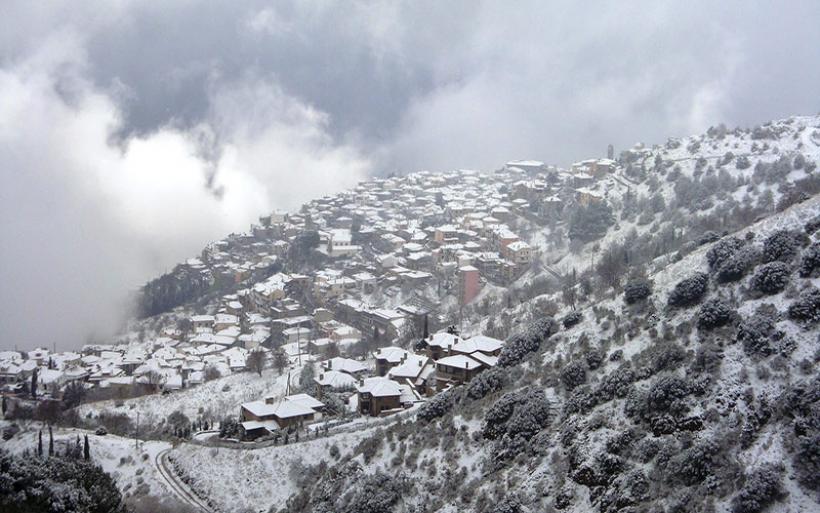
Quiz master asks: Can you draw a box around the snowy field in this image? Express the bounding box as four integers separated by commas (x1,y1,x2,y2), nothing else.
171,428,373,512
0,421,173,503
79,359,308,428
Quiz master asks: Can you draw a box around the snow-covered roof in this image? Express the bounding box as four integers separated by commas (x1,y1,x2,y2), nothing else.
436,354,483,370
452,335,504,355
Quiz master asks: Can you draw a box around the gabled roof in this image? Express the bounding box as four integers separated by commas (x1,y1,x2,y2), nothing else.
452,335,504,355
436,354,483,370
356,376,404,398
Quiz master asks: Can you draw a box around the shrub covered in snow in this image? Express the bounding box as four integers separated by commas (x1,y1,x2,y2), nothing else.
730,464,785,513
483,388,550,442
795,433,820,491
788,288,820,325
562,311,583,329
337,471,409,513
651,343,687,373
696,298,735,330
585,349,604,370
497,318,555,368
804,215,820,235
595,366,636,402
466,366,507,400
761,229,805,263
798,242,820,278
751,261,791,295
664,439,720,486
561,360,588,391
737,313,782,358
0,448,125,513
417,387,460,423
705,237,744,271
563,385,598,416
645,375,692,417
624,279,652,304
667,273,709,307
716,246,759,283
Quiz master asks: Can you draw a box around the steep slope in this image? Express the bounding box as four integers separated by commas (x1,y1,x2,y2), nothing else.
279,195,820,513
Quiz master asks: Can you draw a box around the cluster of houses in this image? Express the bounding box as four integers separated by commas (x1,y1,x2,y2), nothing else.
237,328,506,438
2,158,621,424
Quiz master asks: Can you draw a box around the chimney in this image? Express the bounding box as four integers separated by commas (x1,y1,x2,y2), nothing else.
328,359,332,369
319,373,324,380
465,360,469,369
418,359,422,367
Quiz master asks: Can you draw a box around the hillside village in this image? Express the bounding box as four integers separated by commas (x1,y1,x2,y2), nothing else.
3,115,820,513
1,151,628,431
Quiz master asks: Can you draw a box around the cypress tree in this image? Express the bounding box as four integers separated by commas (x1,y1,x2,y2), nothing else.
48,425,54,457
83,434,90,461
37,430,43,457
423,314,429,339
31,368,38,399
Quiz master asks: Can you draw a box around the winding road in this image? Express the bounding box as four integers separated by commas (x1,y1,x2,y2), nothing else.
154,448,214,513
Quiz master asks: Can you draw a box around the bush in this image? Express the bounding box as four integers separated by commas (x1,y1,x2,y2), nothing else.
483,388,551,443
497,318,555,367
651,343,687,373
0,449,126,513
761,229,804,263
624,279,652,304
417,388,459,423
645,376,691,417
798,242,820,278
706,237,744,271
751,262,791,295
804,215,820,235
737,313,782,358
788,288,820,325
563,311,582,329
667,273,709,307
564,386,598,416
595,366,636,402
731,464,785,513
568,202,615,243
665,439,720,486
698,231,721,245
795,433,820,491
466,367,507,400
585,349,604,370
561,361,588,391
696,298,735,330
716,246,759,283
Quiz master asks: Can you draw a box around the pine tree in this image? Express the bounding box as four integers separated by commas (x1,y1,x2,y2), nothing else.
83,434,90,461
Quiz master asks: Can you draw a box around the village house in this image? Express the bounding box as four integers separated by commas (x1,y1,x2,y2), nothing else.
240,393,324,438
355,376,414,416
373,346,410,376
434,354,487,390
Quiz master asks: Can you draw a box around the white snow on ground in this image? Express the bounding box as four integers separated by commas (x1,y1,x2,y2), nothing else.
171,428,372,512
0,421,173,502
79,361,306,427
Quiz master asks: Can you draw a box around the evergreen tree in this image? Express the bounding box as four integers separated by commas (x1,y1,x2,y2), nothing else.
83,434,89,461
37,430,42,458
422,314,429,339
30,368,38,399
48,426,53,457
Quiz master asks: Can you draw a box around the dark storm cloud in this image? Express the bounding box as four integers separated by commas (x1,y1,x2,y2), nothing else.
1,0,819,349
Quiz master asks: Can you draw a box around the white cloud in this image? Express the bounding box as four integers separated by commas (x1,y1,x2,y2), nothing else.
0,31,370,349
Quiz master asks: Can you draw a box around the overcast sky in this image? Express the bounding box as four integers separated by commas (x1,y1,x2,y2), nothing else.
2,1,819,350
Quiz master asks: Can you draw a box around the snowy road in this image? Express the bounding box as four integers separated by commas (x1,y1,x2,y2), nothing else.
154,448,215,513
